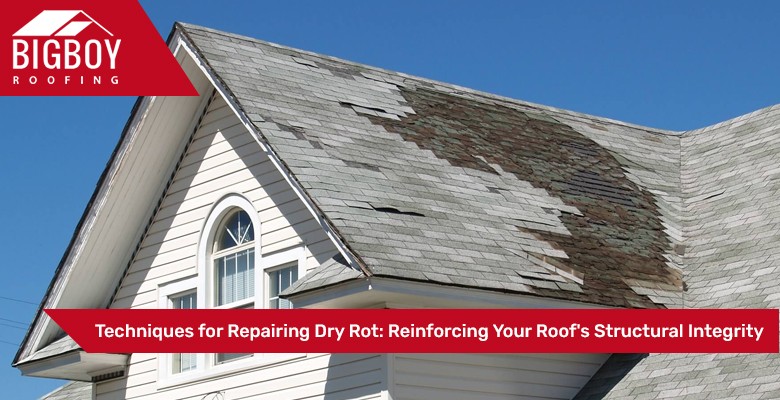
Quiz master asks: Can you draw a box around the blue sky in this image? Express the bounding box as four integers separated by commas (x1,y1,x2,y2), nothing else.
3,1,779,397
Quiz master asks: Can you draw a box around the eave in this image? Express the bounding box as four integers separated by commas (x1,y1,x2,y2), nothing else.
17,350,128,382
287,276,613,310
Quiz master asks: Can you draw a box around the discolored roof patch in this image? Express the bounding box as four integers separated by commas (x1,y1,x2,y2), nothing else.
364,87,681,308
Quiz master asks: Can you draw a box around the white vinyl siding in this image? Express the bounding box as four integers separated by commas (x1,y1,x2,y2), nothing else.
391,353,608,400
95,353,385,400
101,96,361,399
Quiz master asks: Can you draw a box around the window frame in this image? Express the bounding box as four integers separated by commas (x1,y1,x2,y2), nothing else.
261,249,306,309
157,277,202,383
212,209,256,308
198,195,263,312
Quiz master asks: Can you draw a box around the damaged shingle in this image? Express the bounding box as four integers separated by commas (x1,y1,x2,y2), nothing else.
292,56,319,68
370,206,425,217
342,159,381,172
277,123,307,140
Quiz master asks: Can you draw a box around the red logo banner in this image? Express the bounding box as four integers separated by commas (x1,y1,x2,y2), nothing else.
46,308,779,354
2,0,197,96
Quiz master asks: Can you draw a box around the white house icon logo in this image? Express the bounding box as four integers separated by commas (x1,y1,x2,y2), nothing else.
14,10,113,37
11,9,121,86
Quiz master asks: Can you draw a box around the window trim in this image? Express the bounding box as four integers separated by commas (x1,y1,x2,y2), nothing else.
197,194,261,369
261,247,306,309
197,194,263,311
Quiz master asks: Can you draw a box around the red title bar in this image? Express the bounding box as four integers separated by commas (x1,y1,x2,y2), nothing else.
46,308,778,354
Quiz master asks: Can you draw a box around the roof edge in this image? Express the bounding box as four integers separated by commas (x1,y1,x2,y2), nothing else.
13,96,147,366
174,22,371,277
682,103,780,136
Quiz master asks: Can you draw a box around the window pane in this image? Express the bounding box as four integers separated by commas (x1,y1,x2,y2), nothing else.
216,257,226,305
270,268,280,298
216,210,254,251
226,254,236,304
172,292,196,310
237,251,247,300
248,250,255,297
216,248,255,306
171,291,196,374
216,353,251,364
238,211,254,243
268,265,298,309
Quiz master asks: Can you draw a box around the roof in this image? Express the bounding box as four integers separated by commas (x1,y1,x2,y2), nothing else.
575,107,780,399
179,23,686,309
281,254,364,296
176,23,780,398
39,382,91,400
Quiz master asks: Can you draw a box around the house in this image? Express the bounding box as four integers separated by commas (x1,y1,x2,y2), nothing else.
14,23,780,400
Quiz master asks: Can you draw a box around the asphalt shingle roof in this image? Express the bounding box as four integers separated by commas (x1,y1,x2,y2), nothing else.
576,105,780,400
176,23,780,398
179,23,685,309
40,382,91,400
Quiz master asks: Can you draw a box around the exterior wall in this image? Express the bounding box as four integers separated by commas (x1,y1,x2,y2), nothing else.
391,353,608,400
96,353,385,400
98,96,385,399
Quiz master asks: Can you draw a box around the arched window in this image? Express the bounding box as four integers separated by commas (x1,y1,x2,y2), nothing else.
198,195,261,366
213,210,255,306
197,194,262,311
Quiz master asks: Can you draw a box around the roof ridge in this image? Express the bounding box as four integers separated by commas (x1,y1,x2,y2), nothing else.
681,102,780,136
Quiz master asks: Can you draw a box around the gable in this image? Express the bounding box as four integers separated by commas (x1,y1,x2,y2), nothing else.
14,48,215,365
110,94,340,309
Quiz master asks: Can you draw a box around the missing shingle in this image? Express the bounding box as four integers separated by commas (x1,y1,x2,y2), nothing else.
541,207,558,215
339,101,388,114
342,159,381,172
278,123,307,140
526,252,585,285
486,186,502,194
506,247,584,285
316,62,361,80
309,140,323,149
371,206,425,217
